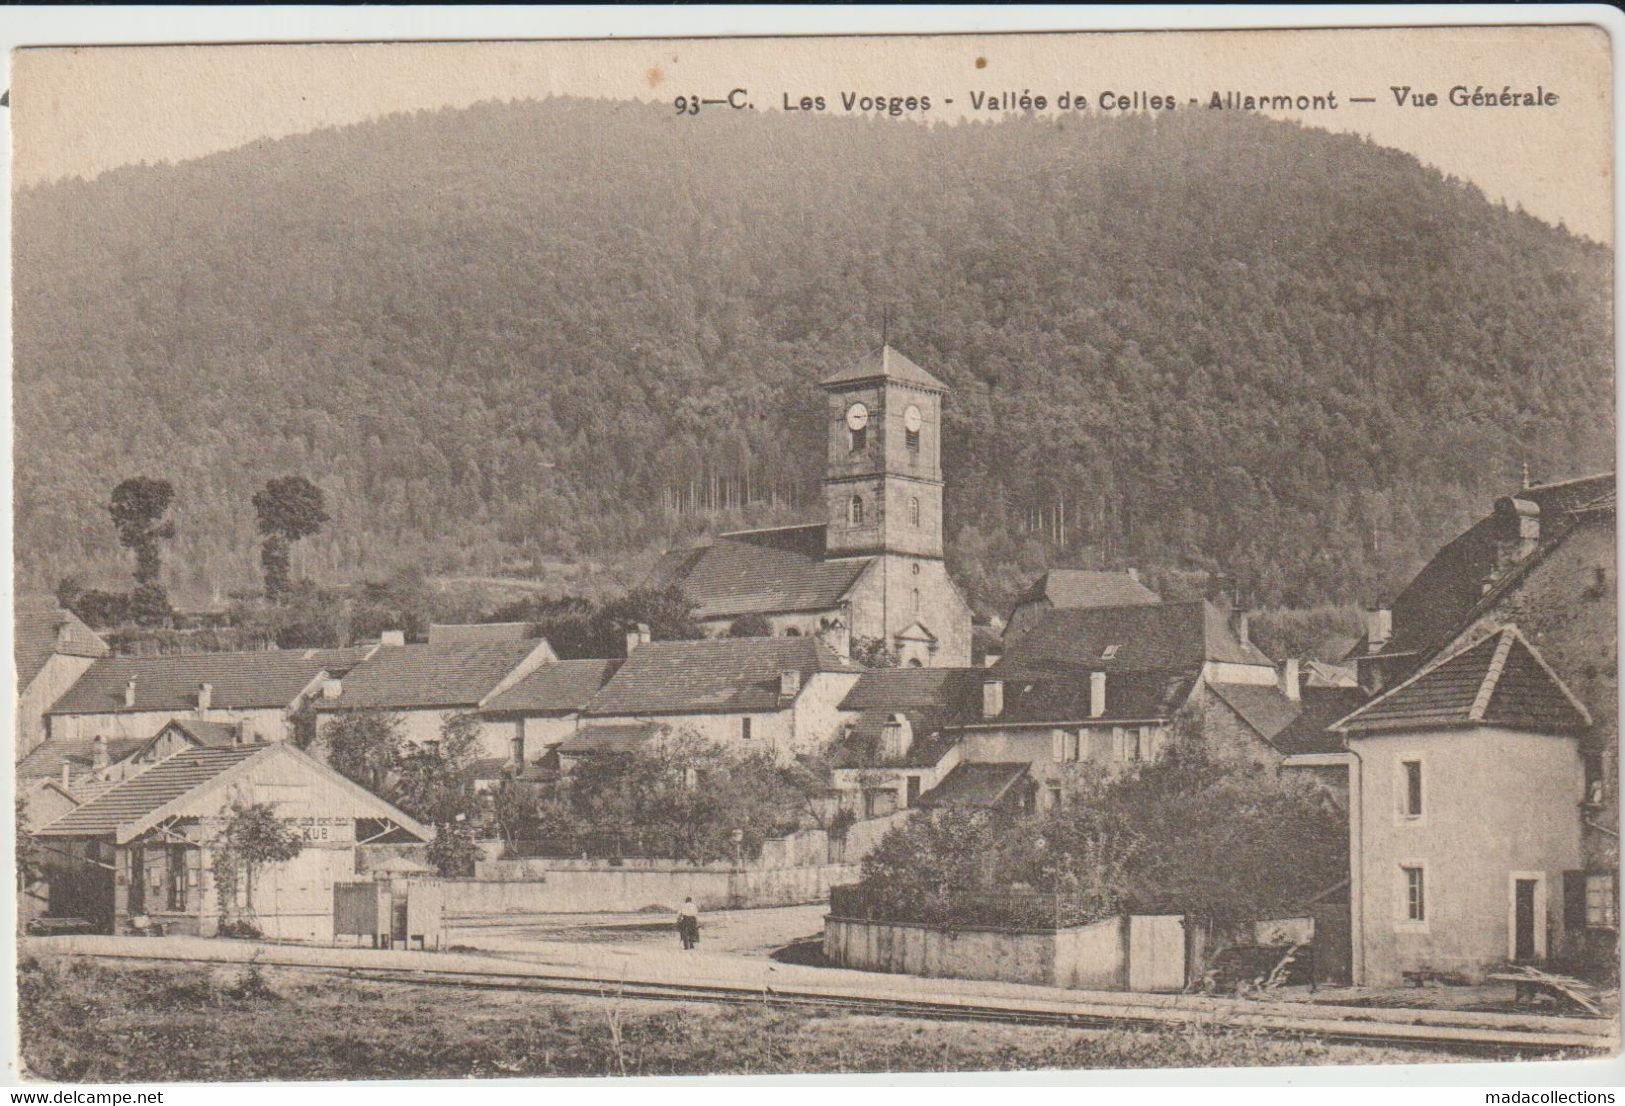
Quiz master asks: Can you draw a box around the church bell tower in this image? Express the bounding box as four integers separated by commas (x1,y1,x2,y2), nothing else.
820,345,947,560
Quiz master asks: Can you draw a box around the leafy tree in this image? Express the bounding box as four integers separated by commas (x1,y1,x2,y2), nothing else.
319,709,404,796
108,477,175,588
426,820,480,878
490,586,705,659
15,796,44,891
392,712,483,826
127,582,173,628
211,797,305,930
727,613,774,638
252,476,329,602
849,636,900,669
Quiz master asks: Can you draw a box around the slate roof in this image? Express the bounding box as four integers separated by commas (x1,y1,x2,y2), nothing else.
157,718,245,747
998,600,1273,672
971,668,1198,727
482,659,622,715
35,742,433,843
16,736,146,781
1377,473,1615,660
35,745,263,837
1274,687,1367,756
917,762,1032,810
650,532,871,619
1008,570,1159,622
428,622,546,645
558,722,666,756
49,647,370,716
838,667,985,714
584,637,854,716
1206,682,1302,745
319,640,550,709
15,601,108,688
1334,626,1590,736
820,345,948,391
833,711,961,769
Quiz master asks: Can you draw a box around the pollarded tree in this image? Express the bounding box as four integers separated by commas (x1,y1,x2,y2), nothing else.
211,797,305,933
252,476,329,602
108,474,176,604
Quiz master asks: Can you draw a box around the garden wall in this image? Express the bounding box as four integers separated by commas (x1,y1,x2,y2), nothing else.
824,913,1186,992
452,861,861,915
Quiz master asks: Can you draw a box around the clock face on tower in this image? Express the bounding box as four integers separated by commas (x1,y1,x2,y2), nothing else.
904,404,922,432
845,402,869,431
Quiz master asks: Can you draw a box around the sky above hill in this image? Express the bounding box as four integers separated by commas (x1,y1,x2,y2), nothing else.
11,26,1613,243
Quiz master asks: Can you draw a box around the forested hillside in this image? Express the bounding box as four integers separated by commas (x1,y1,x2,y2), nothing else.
14,98,1613,618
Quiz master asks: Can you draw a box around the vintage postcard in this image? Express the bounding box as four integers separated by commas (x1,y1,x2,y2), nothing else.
7,14,1620,1087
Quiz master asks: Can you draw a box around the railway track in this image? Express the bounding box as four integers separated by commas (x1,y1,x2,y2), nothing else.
46,945,1617,1059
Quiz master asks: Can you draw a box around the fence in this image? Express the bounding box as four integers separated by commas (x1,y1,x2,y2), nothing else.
829,882,1107,930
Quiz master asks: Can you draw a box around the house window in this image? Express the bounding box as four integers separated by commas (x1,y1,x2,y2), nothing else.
850,496,865,526
1400,759,1423,818
1587,874,1618,929
849,425,867,453
906,426,920,453
1047,785,1063,809
1402,865,1426,923
912,588,921,616
1101,644,1121,661
1584,755,1606,806
1052,729,1081,763
910,497,921,527
741,717,752,742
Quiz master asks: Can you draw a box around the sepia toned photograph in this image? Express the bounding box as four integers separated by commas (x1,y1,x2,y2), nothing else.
6,12,1621,1085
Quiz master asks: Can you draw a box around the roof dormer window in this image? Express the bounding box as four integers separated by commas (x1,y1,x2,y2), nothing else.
1101,644,1121,660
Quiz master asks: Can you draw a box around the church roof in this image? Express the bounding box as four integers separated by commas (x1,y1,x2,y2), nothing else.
650,529,872,619
820,345,948,392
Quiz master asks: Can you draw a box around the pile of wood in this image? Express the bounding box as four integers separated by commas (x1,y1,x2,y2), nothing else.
1193,943,1308,995
1489,964,1613,1017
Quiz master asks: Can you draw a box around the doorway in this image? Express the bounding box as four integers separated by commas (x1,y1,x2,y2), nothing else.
1514,878,1539,961
127,844,146,915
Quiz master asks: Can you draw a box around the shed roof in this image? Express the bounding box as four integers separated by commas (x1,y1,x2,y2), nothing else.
917,762,1031,810
971,668,1197,727
482,658,622,715
16,735,146,782
557,722,665,756
319,639,553,710
49,647,369,716
1205,682,1302,745
1272,687,1367,756
585,636,853,716
1334,625,1590,736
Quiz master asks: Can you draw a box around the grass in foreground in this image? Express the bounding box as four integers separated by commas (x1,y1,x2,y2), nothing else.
20,953,1453,1081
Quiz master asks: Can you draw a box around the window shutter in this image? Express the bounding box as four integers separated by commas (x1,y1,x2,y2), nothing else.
1052,729,1065,762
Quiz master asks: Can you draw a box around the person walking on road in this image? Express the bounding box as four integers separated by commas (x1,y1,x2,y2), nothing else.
677,896,700,950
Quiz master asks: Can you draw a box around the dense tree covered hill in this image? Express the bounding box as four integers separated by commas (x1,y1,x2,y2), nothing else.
14,98,1613,616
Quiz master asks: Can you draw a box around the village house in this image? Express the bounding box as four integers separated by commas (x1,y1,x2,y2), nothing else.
14,599,109,761
1283,471,1618,983
27,645,378,789
32,741,430,940
651,346,974,667
1004,569,1159,642
556,635,863,765
827,666,985,816
1328,625,1591,985
828,597,1304,815
477,655,623,774
311,637,557,759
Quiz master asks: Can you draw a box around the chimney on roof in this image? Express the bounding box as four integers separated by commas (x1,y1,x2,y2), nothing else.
779,669,802,699
1126,567,1139,583
124,678,137,709
379,630,406,647
881,713,913,760
1493,496,1541,577
1280,658,1301,702
1090,671,1107,718
1365,608,1392,654
625,623,651,656
91,735,109,772
1232,611,1250,649
197,682,213,714
61,762,71,788
982,679,1004,719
